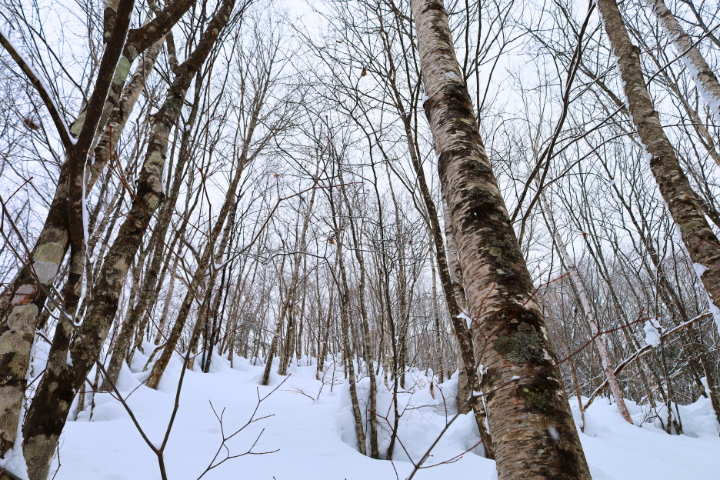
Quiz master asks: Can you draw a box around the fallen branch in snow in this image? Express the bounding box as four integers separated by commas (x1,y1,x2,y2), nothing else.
583,311,711,410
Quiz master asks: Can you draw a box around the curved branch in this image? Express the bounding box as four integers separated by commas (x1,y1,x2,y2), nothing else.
0,29,73,149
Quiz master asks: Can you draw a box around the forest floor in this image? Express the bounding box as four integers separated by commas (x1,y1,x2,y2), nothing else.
48,345,720,480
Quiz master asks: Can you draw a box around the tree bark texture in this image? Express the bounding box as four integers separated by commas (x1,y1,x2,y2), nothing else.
643,0,720,127
103,66,202,388
0,0,192,458
429,255,444,384
412,1,591,478
598,0,720,336
19,3,236,476
0,0,137,458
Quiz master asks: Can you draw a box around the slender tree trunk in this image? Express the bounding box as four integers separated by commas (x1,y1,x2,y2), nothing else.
538,188,633,424
412,1,591,477
203,266,227,372
429,255,444,384
265,190,316,382
279,303,295,375
154,253,179,344
597,0,720,336
146,55,268,387
335,220,367,455
103,238,155,387
342,179,379,458
317,277,335,380
643,0,720,126
126,73,206,367
296,263,306,364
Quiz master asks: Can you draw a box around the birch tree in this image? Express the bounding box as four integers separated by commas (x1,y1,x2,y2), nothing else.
412,1,591,477
596,0,720,336
642,0,720,127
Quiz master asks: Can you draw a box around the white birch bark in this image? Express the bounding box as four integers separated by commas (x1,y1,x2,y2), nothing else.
538,188,633,424
643,0,720,125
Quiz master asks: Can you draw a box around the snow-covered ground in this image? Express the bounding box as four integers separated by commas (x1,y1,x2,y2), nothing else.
50,346,720,480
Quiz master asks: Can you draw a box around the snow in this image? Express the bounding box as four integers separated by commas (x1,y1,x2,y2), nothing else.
44,350,720,480
668,36,720,122
643,318,662,347
0,398,29,480
692,264,720,335
569,396,719,479
457,310,473,328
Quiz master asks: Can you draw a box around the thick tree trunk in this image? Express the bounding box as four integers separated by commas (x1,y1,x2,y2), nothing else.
412,1,591,478
0,0,138,456
0,1,188,456
20,4,236,476
597,0,720,336
444,199,493,456
538,189,633,424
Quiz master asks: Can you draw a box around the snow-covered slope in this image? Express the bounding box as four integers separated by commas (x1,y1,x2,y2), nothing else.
52,348,720,480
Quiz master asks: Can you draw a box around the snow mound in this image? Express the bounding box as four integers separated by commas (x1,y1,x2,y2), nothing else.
49,357,719,479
